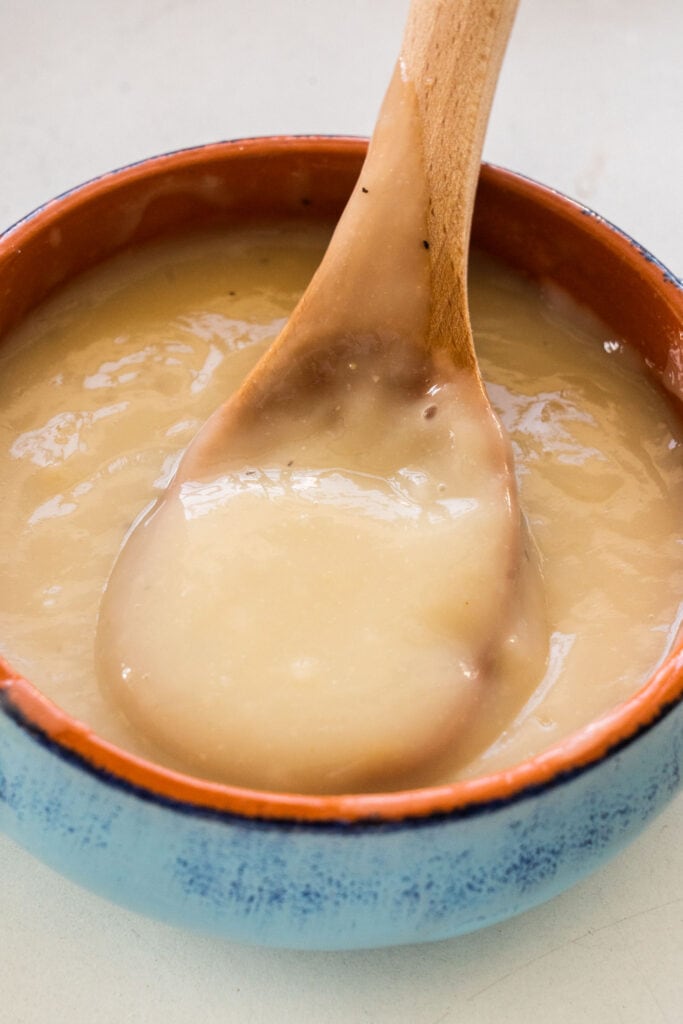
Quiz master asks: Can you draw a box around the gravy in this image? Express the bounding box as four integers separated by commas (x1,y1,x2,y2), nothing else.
1,227,681,790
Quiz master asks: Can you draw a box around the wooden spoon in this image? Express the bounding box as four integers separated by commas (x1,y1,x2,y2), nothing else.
180,0,519,479
97,0,536,794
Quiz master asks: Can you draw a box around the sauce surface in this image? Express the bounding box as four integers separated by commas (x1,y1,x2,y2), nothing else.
1,226,682,789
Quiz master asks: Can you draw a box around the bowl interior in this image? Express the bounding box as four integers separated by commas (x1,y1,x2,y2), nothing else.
1,137,682,823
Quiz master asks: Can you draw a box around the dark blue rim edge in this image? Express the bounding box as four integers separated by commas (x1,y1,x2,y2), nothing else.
1,690,680,833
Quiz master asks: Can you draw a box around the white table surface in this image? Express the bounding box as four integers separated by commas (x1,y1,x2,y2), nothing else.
0,2,681,1021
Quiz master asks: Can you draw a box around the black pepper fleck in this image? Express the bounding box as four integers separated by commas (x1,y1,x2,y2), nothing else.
361,187,369,193
422,239,430,250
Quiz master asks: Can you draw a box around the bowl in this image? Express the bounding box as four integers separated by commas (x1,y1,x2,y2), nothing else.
0,137,681,950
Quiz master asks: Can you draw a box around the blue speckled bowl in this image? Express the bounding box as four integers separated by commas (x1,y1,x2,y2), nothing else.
1,138,682,949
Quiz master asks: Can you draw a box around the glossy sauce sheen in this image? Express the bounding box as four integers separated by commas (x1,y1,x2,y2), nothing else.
1,227,682,790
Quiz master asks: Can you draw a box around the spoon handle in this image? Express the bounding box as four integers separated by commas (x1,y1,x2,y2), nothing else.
175,1,520,482
402,0,519,364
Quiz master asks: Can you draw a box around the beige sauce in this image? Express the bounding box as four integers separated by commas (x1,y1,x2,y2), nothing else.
1,227,682,791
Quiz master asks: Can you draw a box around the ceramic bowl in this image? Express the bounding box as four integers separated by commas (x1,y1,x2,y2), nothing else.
0,138,682,950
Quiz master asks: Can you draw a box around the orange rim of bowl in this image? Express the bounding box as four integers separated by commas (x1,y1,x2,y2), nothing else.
1,139,682,825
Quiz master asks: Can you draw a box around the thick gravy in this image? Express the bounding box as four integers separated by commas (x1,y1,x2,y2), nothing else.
0,226,681,791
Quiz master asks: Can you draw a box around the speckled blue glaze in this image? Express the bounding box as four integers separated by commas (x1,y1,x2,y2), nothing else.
0,693,680,949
